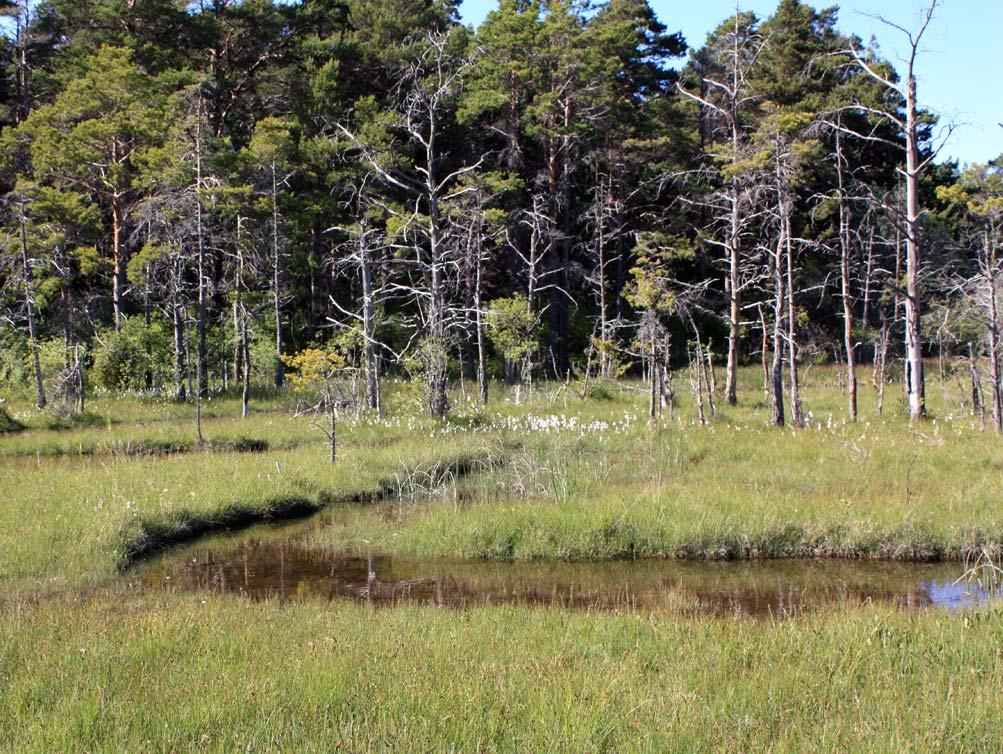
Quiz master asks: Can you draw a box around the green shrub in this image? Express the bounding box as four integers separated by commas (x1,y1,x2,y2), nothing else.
0,404,23,433
91,318,172,391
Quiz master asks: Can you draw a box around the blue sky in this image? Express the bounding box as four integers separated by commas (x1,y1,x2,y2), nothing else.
457,0,1003,166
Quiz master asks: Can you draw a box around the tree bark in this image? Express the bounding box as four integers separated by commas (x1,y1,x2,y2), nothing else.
903,62,926,420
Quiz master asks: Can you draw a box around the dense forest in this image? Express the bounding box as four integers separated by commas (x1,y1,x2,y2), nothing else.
0,0,999,427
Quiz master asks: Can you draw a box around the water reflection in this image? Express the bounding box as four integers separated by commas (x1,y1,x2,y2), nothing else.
140,534,1000,618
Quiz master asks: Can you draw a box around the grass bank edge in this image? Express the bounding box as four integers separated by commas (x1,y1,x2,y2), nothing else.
117,448,493,570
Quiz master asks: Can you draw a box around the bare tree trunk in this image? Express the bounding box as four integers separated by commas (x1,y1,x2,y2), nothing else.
705,343,717,419
903,46,926,420
329,409,337,463
836,131,858,421
18,200,46,409
172,256,186,403
759,304,770,403
690,345,706,426
862,226,875,330
73,345,85,414
359,235,381,414
647,314,658,421
849,4,936,419
771,242,786,428
426,209,449,418
985,229,1002,432
271,161,284,390
876,322,889,417
969,344,984,423
592,174,612,379
111,198,127,331
782,182,803,427
232,298,243,386
725,180,741,406
660,361,674,420
724,14,745,407
240,307,250,418
474,248,488,406
194,104,208,399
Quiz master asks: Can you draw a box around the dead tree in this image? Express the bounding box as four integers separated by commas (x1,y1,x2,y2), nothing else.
944,164,1003,432
677,12,766,406
327,190,396,417
337,31,483,419
845,1,948,421
583,171,626,379
833,128,858,420
769,127,804,427
15,197,46,408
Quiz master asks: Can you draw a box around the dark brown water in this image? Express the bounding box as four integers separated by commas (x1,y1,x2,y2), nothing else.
138,521,1000,618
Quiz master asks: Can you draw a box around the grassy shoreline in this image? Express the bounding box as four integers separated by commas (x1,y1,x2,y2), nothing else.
4,369,1003,596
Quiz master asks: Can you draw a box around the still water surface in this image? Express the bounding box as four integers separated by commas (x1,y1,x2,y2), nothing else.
138,515,1000,618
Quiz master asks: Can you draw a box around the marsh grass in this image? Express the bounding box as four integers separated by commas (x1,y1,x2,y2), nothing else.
0,429,490,593
1,592,1001,752
4,365,1003,597
308,370,1003,563
3,366,1003,751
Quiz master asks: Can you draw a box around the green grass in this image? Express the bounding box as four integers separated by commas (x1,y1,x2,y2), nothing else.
0,424,488,594
4,366,1003,599
1,592,1001,752
308,372,1003,563
2,366,1003,751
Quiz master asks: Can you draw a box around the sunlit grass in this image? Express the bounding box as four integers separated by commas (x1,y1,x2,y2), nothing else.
310,369,1003,563
1,592,1000,752
2,365,1002,751
0,428,487,593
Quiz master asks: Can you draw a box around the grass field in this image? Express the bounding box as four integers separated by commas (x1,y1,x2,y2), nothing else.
2,592,1001,752
2,365,1002,751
